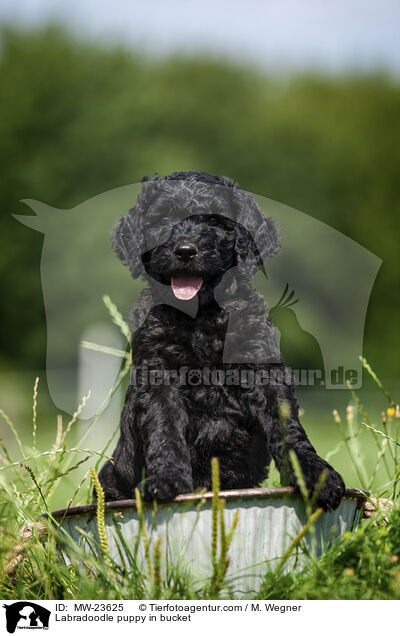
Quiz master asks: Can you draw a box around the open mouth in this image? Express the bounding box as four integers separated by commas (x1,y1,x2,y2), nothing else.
171,274,203,300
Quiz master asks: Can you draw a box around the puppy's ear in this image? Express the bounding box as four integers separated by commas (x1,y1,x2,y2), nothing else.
234,190,280,278
112,204,144,279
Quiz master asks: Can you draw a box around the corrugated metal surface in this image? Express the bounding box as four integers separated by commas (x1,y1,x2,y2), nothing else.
57,488,363,594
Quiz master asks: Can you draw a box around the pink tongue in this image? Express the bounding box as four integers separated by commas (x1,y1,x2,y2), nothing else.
171,275,203,300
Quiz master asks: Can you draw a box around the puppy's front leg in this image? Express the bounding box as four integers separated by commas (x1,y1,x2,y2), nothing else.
136,384,193,502
267,372,345,511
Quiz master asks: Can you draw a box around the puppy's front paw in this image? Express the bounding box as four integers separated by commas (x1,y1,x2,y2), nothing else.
290,459,345,511
140,472,193,502
314,468,345,511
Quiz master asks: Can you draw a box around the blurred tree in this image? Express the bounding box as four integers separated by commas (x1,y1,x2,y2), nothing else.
0,26,398,383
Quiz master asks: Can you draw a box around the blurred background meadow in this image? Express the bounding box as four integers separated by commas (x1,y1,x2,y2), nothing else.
0,1,399,506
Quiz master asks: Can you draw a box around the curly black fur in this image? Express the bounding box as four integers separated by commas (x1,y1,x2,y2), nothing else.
98,170,345,510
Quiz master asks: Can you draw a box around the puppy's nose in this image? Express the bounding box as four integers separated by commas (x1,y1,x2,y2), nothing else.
174,243,198,261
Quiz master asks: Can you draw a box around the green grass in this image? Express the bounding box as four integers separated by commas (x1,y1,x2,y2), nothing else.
1,369,399,599
1,300,400,599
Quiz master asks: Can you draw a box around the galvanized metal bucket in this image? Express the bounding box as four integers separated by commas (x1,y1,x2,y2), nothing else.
53,487,365,594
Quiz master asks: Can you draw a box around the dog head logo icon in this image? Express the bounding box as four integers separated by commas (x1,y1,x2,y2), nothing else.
3,602,50,634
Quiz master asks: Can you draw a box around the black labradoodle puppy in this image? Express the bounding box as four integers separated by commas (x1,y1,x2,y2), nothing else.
98,171,345,510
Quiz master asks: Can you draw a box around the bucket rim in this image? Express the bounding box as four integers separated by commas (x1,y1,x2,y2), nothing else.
50,486,367,520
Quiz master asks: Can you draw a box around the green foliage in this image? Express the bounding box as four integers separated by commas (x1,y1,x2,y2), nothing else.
90,468,110,566
258,515,400,600
0,26,399,383
134,487,153,579
208,457,239,597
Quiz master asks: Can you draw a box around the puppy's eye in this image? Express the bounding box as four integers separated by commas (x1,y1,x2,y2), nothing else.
208,215,219,226
159,216,170,224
